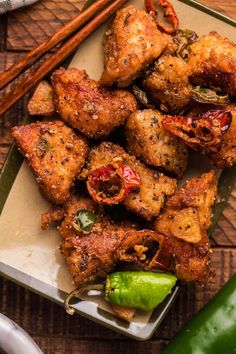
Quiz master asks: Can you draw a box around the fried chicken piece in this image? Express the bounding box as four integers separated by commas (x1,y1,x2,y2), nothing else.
144,55,192,113
80,142,176,220
11,121,88,204
28,80,55,116
125,109,188,177
51,68,137,139
100,5,170,87
188,32,236,98
59,195,133,285
155,171,217,283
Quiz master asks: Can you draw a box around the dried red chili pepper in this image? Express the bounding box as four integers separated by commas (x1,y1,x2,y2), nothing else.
145,0,179,34
163,110,232,154
117,229,174,271
86,162,141,205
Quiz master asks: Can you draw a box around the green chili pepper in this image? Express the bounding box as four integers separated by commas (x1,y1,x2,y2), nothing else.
64,271,177,315
162,274,236,354
131,85,155,109
191,86,229,105
105,271,177,311
71,209,96,234
173,29,198,59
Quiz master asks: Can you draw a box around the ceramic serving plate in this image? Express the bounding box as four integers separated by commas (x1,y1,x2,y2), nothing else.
0,0,236,341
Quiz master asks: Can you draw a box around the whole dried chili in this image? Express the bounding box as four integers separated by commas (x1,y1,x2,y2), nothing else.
145,0,179,34
162,110,232,154
86,162,141,205
65,271,177,314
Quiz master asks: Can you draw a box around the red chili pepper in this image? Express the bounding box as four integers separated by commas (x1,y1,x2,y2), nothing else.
163,110,232,154
202,110,232,132
117,229,174,271
145,0,179,34
86,162,141,205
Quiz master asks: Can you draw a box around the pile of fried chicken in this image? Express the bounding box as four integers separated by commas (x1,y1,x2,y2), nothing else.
11,3,236,320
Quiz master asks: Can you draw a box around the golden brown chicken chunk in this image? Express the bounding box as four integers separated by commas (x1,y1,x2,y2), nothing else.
125,109,188,177
12,121,88,204
80,142,176,220
144,55,191,113
155,171,217,283
28,81,55,116
188,32,236,98
100,5,170,87
51,67,137,139
59,195,133,285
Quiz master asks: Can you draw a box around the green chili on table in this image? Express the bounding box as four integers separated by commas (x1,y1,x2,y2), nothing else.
65,271,177,315
162,274,236,354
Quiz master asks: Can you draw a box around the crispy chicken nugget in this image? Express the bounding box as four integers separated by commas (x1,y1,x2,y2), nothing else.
188,32,236,97
155,171,217,283
51,67,137,139
125,109,188,177
80,142,176,220
28,80,55,116
12,121,88,204
59,195,133,286
100,5,171,87
144,55,192,113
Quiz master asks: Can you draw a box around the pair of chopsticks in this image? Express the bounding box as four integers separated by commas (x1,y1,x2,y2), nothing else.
0,0,128,117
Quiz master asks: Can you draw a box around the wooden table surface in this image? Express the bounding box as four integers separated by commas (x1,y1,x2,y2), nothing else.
0,1,236,353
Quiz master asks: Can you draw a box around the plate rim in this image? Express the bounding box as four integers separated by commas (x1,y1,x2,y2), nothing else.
0,261,180,340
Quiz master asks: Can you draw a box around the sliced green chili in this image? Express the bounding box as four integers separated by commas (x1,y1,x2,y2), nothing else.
131,85,155,109
191,86,229,105
72,209,97,234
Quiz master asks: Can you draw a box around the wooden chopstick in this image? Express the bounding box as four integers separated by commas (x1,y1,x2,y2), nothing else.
0,0,128,117
0,0,113,91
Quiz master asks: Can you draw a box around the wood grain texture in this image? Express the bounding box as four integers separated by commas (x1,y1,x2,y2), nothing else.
198,0,236,19
33,338,168,354
7,0,85,50
0,1,236,354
